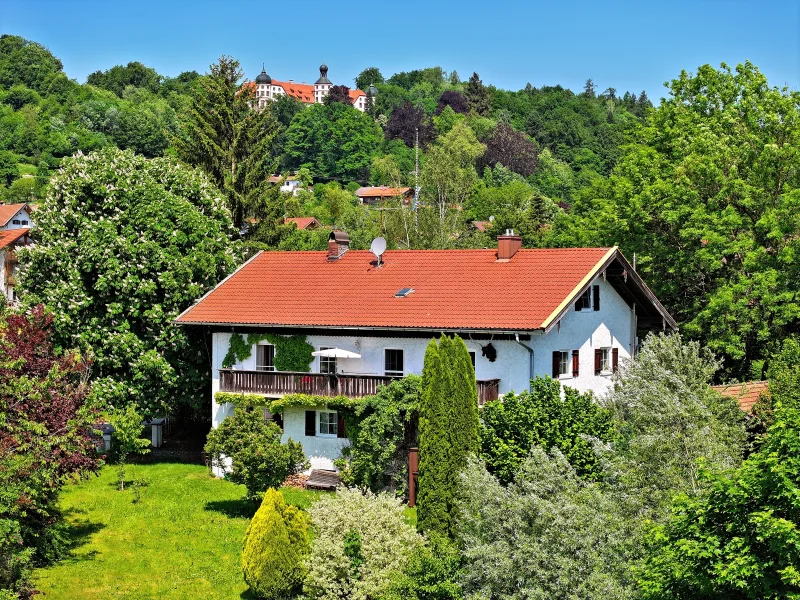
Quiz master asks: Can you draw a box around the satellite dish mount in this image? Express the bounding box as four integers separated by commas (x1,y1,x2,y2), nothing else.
370,237,387,267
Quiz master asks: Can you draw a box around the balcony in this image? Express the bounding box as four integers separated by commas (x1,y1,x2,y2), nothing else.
219,369,501,405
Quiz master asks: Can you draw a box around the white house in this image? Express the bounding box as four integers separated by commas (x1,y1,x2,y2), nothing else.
177,231,676,471
0,203,34,303
248,63,375,112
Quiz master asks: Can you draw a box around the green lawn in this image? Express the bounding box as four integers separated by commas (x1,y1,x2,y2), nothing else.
32,461,322,600
17,163,37,177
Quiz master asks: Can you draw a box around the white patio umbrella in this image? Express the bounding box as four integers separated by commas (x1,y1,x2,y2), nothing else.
311,348,361,359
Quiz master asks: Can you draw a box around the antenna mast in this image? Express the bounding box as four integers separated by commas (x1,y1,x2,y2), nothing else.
413,127,420,212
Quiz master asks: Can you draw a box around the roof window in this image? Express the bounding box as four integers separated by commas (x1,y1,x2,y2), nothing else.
395,288,415,298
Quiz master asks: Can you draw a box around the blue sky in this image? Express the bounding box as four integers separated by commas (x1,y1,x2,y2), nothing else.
1,0,798,99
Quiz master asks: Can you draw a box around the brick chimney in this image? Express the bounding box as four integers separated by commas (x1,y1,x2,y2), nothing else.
328,230,350,260
497,229,522,261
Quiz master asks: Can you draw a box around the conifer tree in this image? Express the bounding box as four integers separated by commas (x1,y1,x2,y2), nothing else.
417,334,479,538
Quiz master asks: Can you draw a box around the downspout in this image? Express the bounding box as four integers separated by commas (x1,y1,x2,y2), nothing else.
515,333,535,392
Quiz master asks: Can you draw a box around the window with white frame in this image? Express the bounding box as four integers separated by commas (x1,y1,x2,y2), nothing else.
319,347,337,374
385,349,404,377
558,350,570,376
319,411,338,436
256,344,275,371
599,348,611,373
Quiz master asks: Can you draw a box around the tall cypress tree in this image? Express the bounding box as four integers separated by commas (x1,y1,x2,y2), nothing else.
417,334,479,538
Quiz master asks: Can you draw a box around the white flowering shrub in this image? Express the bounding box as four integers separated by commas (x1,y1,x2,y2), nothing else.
19,148,241,414
304,487,420,600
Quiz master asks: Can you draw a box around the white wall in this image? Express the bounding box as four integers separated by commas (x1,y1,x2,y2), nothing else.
282,405,348,471
2,208,31,230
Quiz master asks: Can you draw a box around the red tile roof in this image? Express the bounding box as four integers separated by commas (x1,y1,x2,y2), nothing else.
713,380,769,413
0,204,28,227
355,186,412,198
177,247,617,331
349,89,366,101
0,228,30,250
284,217,321,230
473,221,492,232
272,81,316,104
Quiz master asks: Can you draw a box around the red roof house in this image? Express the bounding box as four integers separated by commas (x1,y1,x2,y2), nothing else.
284,217,322,231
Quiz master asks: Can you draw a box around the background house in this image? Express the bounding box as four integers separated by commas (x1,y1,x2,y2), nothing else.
0,203,34,303
355,186,413,206
177,231,676,471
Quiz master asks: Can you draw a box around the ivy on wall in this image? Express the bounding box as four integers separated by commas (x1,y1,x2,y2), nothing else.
214,391,361,414
221,332,314,372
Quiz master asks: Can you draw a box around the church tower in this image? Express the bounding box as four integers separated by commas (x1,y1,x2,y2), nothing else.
314,63,332,104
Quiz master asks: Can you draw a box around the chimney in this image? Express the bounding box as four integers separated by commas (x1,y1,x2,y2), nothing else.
497,229,522,260
328,230,350,260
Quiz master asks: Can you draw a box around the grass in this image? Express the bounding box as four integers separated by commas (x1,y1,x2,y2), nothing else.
32,461,323,600
17,163,37,177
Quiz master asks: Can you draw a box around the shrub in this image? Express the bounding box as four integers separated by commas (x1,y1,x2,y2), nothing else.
456,454,641,600
336,375,421,494
607,333,746,519
417,335,479,538
108,403,150,490
241,489,310,599
304,488,420,600
204,410,307,501
480,377,614,485
382,534,463,600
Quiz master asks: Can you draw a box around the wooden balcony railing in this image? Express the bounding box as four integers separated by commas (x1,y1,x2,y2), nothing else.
219,369,500,404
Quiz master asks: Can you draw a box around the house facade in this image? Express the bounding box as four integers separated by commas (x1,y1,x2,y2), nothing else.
177,231,676,471
0,204,34,303
249,63,375,112
355,186,413,206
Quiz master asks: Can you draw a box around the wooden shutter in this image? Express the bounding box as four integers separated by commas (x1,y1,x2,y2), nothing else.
593,285,600,311
612,348,619,373
575,298,582,311
552,351,560,378
305,410,316,436
337,414,347,438
594,349,602,375
572,350,579,377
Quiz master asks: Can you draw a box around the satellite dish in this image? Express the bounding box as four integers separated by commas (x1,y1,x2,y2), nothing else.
370,237,387,266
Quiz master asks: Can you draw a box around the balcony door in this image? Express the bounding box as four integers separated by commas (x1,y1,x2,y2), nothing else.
256,344,275,371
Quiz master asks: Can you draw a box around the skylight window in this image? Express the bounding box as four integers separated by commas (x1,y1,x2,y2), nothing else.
395,287,415,298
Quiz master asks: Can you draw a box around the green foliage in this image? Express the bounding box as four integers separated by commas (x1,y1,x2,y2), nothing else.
480,377,614,484
304,488,421,600
241,488,310,599
355,67,384,92
382,534,463,600
204,410,307,501
640,401,800,598
86,62,163,97
337,375,421,493
417,335,479,539
108,404,150,491
767,337,800,409
0,35,63,92
608,333,746,519
456,453,641,600
221,332,314,372
561,61,800,379
19,148,240,415
0,519,34,600
284,102,382,181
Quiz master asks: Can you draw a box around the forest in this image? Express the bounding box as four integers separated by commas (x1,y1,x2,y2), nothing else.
1,32,798,386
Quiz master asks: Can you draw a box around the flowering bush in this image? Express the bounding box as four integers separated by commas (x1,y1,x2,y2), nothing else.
304,487,421,600
19,147,241,415
204,410,307,501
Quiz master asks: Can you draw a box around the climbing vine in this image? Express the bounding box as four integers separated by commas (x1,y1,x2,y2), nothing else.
214,391,362,414
222,332,314,372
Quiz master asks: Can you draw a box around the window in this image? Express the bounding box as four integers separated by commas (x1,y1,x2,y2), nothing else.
595,347,619,375
385,349,404,377
256,344,275,371
319,411,338,436
468,351,476,368
553,350,579,378
20,221,27,225
11,220,19,225
319,347,337,374
575,285,600,311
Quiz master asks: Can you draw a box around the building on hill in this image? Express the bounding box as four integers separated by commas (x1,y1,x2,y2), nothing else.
177,230,676,472
0,203,34,303
248,63,375,112
284,217,322,231
355,186,413,205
